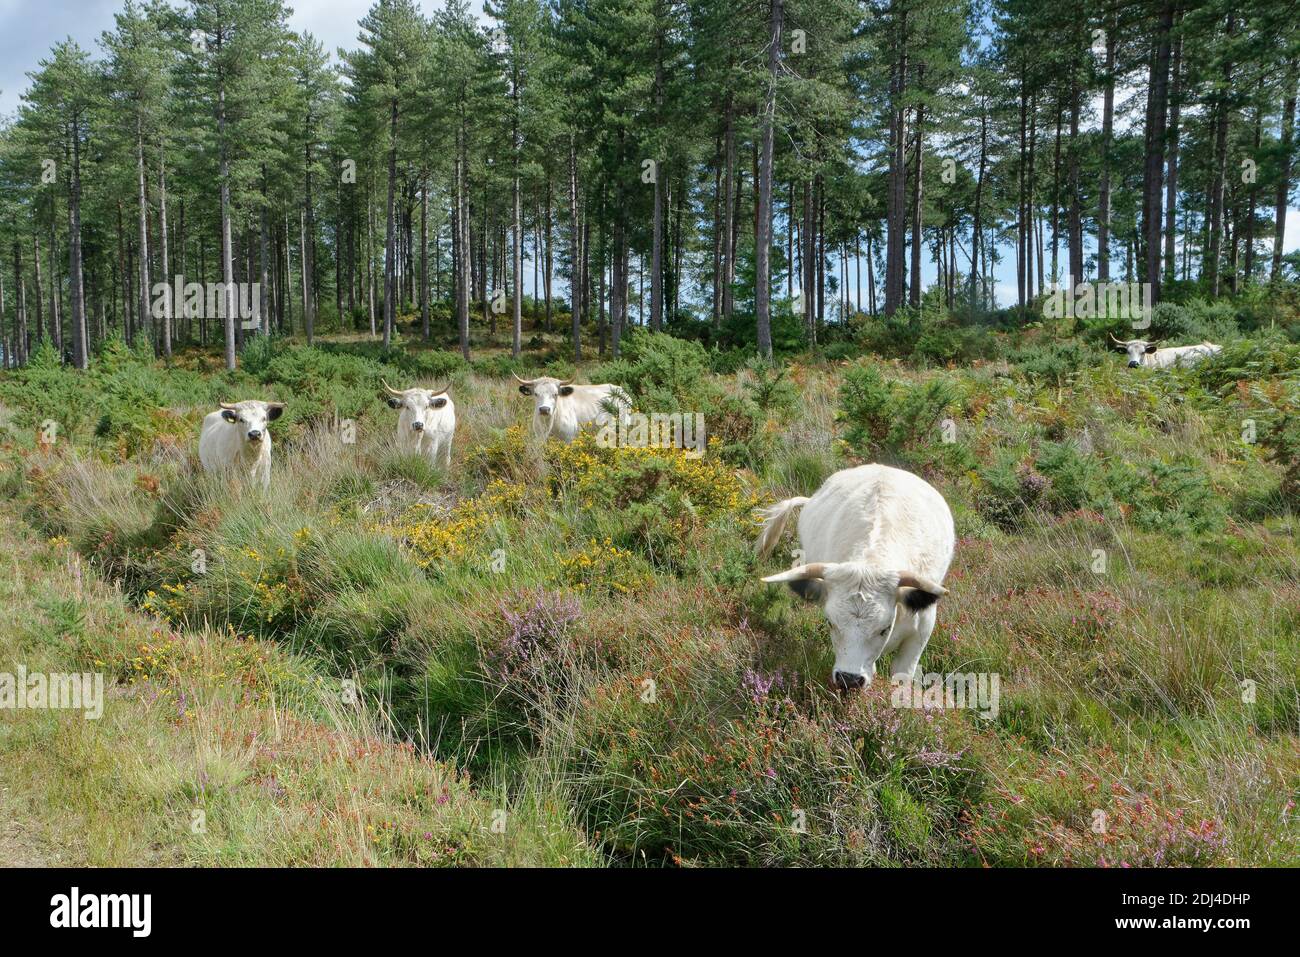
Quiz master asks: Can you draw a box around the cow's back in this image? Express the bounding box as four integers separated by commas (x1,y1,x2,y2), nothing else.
797,464,954,581
199,410,232,471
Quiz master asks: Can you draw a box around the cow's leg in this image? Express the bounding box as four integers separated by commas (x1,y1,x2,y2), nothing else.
440,435,452,468
890,605,936,681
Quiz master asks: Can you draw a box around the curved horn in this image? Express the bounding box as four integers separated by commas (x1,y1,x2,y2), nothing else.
219,401,239,411
557,378,575,387
897,571,948,596
1109,333,1128,346
381,378,404,396
428,384,450,398
511,372,536,386
761,563,829,584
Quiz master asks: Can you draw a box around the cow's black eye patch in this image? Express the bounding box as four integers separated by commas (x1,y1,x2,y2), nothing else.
787,578,824,603
901,586,941,611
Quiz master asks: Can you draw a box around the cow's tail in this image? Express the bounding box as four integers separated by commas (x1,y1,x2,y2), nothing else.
754,496,811,559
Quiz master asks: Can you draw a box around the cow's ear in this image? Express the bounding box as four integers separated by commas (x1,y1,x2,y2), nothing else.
559,385,575,396
1145,343,1158,354
221,409,239,424
386,397,403,409
431,397,448,409
896,572,948,611
518,385,532,396
266,404,285,421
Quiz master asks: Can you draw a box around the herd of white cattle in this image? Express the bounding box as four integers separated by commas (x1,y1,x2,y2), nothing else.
196,373,632,490
195,337,1223,689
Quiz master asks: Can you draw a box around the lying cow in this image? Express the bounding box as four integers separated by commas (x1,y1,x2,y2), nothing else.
513,374,631,442
756,464,955,690
382,379,455,468
199,400,284,490
1111,334,1222,369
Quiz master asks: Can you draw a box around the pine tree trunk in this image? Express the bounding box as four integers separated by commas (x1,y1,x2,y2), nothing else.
383,97,398,348
1068,56,1083,294
755,0,781,358
1163,24,1183,284
544,174,553,333
159,148,173,356
1207,12,1235,295
885,5,908,316
136,117,152,353
512,162,522,358
1098,24,1116,282
421,168,430,340
970,102,986,305
32,232,44,346
218,63,236,370
909,95,924,308
568,136,582,360
1274,58,1298,281
69,112,88,368
1141,1,1174,301
722,95,735,322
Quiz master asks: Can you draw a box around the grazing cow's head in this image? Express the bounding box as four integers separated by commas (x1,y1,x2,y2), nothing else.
381,379,450,432
761,562,947,690
218,400,283,445
1111,333,1159,368
513,374,575,420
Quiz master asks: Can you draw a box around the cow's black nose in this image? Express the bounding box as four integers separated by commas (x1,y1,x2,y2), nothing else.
538,407,552,416
247,429,262,441
1127,361,1139,368
833,671,866,691
412,420,424,431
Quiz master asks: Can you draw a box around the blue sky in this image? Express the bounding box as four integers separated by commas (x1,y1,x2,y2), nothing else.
1,1,1295,313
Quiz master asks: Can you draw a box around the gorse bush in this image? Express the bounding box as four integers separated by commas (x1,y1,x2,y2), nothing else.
837,359,961,463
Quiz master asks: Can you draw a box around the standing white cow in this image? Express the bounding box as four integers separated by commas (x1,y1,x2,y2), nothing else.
198,400,284,490
382,379,455,468
1111,334,1222,369
756,464,955,690
512,374,631,442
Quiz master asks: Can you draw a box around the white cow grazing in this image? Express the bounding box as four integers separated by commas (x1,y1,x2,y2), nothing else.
198,400,284,490
513,374,631,442
1111,334,1222,369
756,464,955,690
382,379,455,468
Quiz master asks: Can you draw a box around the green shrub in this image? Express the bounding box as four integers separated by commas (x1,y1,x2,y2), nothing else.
837,360,960,463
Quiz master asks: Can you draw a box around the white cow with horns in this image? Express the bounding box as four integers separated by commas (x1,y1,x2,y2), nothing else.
382,379,455,468
198,400,285,491
756,464,955,690
512,374,631,442
1111,334,1222,369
